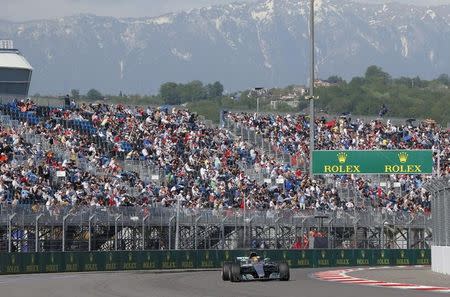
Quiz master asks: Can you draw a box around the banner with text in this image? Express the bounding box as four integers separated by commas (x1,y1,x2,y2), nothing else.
0,249,431,275
312,150,433,175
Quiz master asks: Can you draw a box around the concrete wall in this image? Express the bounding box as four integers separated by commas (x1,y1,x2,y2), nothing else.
432,246,450,275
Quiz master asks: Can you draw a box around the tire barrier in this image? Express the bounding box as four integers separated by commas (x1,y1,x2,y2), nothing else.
0,249,430,275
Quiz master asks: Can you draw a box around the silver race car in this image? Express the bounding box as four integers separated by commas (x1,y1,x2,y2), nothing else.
222,252,290,282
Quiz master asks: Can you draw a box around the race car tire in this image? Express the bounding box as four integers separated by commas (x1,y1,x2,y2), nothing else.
230,263,241,282
279,262,290,281
222,262,231,281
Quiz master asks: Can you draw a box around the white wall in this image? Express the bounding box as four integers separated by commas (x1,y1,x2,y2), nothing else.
432,246,450,275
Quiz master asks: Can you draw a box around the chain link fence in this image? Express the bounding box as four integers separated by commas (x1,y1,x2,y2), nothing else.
428,178,450,246
0,205,431,253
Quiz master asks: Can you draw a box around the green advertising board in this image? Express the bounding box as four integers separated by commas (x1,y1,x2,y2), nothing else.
334,249,354,266
140,251,160,270
372,249,392,266
414,249,431,265
312,150,433,175
316,249,333,267
354,249,372,266
295,250,314,268
0,249,431,275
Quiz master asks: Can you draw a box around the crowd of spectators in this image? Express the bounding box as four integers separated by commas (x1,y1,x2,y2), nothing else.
226,112,448,165
0,122,150,210
0,98,447,214
226,112,450,213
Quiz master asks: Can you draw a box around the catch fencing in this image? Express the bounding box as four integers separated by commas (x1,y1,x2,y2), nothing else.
0,206,431,253
429,179,450,247
427,178,450,274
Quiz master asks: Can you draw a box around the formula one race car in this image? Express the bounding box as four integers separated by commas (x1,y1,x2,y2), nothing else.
222,252,290,282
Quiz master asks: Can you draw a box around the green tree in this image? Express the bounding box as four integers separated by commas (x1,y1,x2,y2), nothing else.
411,76,427,88
327,75,345,84
70,89,80,99
160,82,180,104
365,65,391,85
437,74,450,86
182,80,207,101
349,76,365,87
207,81,224,98
394,77,414,87
86,89,103,100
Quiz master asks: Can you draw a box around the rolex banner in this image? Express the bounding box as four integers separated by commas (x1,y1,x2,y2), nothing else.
312,150,433,175
0,249,431,274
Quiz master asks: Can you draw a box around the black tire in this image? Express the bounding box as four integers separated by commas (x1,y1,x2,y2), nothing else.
222,262,231,281
279,262,290,281
230,263,241,282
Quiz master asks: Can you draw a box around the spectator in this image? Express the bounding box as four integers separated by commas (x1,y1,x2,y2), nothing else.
0,100,446,215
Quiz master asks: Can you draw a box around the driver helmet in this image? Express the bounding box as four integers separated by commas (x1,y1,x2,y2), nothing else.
249,251,259,262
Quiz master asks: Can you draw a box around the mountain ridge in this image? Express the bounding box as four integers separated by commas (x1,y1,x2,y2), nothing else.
1,0,449,94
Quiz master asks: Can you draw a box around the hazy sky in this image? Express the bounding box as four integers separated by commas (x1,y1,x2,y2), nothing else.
2,0,450,22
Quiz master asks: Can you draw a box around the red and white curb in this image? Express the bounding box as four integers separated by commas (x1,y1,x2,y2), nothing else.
313,266,450,294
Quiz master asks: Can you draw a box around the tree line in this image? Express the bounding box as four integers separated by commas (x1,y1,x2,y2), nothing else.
159,81,224,104
315,66,450,124
71,80,224,105
56,65,448,124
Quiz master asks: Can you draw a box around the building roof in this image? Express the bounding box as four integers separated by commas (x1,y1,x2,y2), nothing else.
0,50,33,70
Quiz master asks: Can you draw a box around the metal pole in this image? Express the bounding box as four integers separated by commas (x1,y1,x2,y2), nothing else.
276,218,281,249
194,216,201,250
248,217,254,248
88,214,95,252
35,214,43,252
257,97,260,115
169,215,175,250
308,0,315,178
62,214,70,252
444,188,449,246
204,224,207,249
175,196,180,250
221,217,226,250
408,227,411,249
115,214,121,251
8,214,16,253
142,215,149,251
243,193,246,248
328,218,333,249
437,149,441,177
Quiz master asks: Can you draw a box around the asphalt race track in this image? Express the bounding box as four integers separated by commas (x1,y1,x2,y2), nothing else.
0,268,446,297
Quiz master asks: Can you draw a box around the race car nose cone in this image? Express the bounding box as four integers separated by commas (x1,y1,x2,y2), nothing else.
254,263,265,278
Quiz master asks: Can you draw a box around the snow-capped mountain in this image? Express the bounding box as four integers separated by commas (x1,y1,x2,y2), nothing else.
1,0,450,94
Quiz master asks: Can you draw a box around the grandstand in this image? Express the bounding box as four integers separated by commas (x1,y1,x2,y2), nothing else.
0,99,447,252
0,41,33,100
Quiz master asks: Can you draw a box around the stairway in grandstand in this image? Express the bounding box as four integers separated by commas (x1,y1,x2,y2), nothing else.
223,117,372,205
224,118,292,165
223,118,307,186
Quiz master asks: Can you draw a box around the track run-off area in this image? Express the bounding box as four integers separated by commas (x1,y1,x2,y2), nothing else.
0,266,448,297
314,266,450,294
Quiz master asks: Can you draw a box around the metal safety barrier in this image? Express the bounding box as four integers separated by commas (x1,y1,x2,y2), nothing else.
428,179,450,247
0,206,432,253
